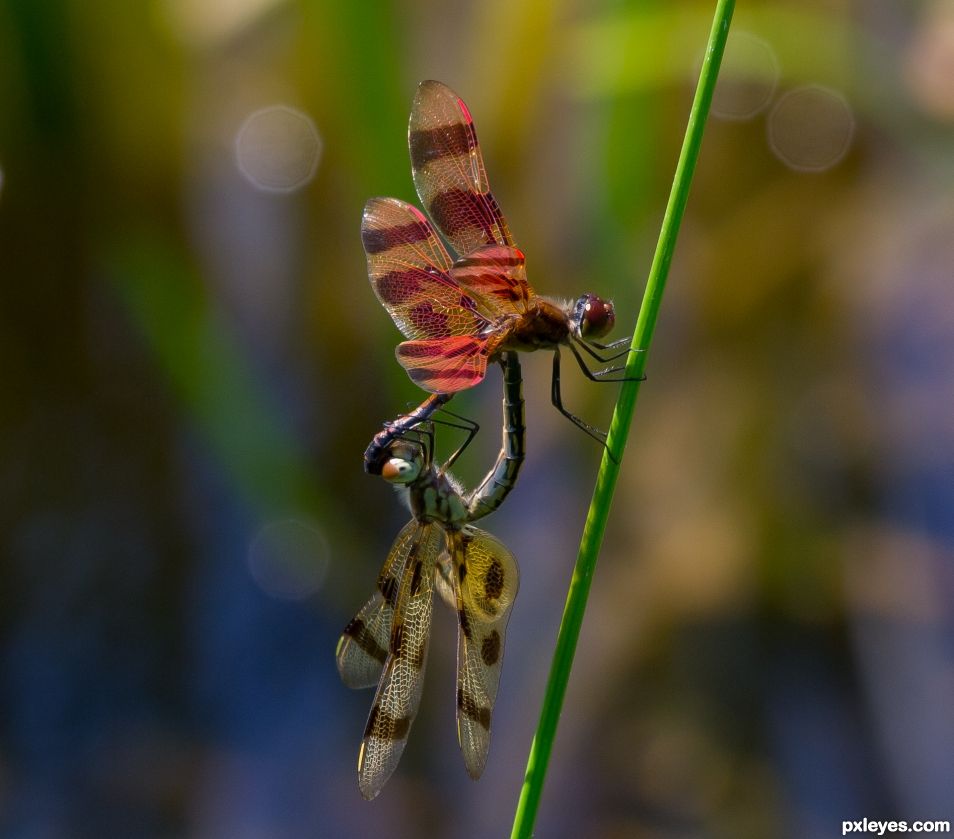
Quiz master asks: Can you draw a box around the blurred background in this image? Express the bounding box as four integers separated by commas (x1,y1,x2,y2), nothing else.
1,0,952,836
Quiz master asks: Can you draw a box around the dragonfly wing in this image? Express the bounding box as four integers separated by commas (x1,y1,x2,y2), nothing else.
451,525,519,779
396,335,490,394
409,80,514,257
451,244,534,312
336,519,417,689
435,550,457,610
362,197,498,340
357,522,441,800
336,592,392,690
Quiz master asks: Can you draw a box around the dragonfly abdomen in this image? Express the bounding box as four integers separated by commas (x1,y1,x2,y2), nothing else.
467,352,525,521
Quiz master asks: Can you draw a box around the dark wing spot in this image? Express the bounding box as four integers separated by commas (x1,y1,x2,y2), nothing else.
390,715,411,739
391,624,405,657
365,704,411,739
375,271,425,305
480,630,501,666
363,222,431,254
364,704,380,737
459,608,472,640
483,558,505,601
342,616,364,638
342,617,388,664
409,123,473,170
410,559,424,595
457,687,491,729
399,342,443,360
408,302,451,337
379,575,398,606
429,188,497,241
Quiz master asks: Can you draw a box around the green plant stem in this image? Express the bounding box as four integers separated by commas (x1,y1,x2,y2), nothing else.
510,2,735,836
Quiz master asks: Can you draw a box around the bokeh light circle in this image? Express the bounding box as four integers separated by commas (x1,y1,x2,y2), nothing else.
711,30,780,121
234,105,321,193
767,85,855,172
248,518,329,600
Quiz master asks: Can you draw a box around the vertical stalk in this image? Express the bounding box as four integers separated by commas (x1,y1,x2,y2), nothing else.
510,2,735,836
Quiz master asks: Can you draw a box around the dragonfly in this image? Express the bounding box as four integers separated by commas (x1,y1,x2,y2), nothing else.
361,79,635,458
338,352,525,799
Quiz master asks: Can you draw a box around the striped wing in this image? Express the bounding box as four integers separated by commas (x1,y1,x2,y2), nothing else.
336,520,415,689
409,80,515,258
449,525,519,779
451,244,533,312
362,197,499,341
391,242,534,393
357,521,441,800
395,335,490,394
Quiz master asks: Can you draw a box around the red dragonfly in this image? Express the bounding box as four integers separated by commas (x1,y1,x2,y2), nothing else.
361,80,633,449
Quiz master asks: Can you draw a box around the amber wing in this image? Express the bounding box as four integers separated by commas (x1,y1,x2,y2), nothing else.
449,525,519,778
356,521,441,800
362,197,500,340
336,519,418,690
409,80,514,258
393,242,533,393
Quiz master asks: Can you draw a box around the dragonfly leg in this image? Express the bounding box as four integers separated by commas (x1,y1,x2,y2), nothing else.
430,408,480,471
575,339,639,363
550,349,612,450
393,421,435,469
588,336,633,351
568,341,646,384
417,422,436,468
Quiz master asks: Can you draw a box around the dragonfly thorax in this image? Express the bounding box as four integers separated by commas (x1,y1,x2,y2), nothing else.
377,440,468,525
408,470,468,527
501,297,572,353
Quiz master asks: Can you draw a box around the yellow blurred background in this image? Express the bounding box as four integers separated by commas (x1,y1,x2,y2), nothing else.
1,1,952,837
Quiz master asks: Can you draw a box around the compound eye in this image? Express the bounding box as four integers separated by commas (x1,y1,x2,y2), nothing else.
378,440,424,483
381,457,420,483
577,294,615,339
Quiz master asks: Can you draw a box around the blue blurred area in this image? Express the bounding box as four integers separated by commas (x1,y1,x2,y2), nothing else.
1,1,953,837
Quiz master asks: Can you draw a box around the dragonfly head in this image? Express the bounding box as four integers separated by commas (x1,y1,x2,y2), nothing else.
573,294,616,340
380,441,424,484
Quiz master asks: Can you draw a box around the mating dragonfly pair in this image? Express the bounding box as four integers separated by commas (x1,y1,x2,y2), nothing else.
337,81,635,800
